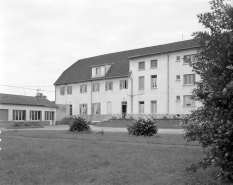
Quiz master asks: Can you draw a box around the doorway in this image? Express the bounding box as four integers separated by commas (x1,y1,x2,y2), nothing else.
121,101,127,118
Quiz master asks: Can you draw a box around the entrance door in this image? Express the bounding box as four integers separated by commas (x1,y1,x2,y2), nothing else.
121,101,127,118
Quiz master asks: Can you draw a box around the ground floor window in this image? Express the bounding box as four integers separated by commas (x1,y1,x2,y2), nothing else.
183,95,195,106
92,103,101,115
139,101,144,114
151,101,157,113
80,104,87,115
13,110,26,121
30,111,41,121
45,111,54,120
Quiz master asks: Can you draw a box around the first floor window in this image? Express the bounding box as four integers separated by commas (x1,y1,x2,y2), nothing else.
139,61,145,70
176,56,181,61
70,105,72,115
151,75,157,88
67,86,72,95
151,60,157,68
80,104,88,115
105,81,113,91
92,103,101,115
45,111,54,120
176,75,180,80
183,95,195,106
92,83,100,92
176,96,180,101
183,54,195,64
80,84,87,93
120,80,128,89
30,111,41,121
60,87,65,95
184,74,195,85
139,101,144,114
139,76,144,90
13,110,26,121
151,101,157,114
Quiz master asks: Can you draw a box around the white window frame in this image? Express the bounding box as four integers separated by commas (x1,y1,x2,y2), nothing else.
96,67,101,75
139,101,144,114
67,86,72,95
139,76,144,90
60,87,65,95
45,111,54,120
184,74,195,85
105,81,113,91
92,83,100,92
151,60,157,68
80,104,88,115
183,95,195,106
13,110,26,121
151,75,157,88
183,54,195,64
80,84,87,93
176,56,181,62
176,96,180,101
151,101,157,114
176,75,180,80
138,61,145,70
30,111,41,121
92,103,101,115
120,80,128,90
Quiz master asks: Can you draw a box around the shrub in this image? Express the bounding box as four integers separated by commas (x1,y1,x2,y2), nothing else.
127,117,158,136
69,116,91,132
10,122,43,128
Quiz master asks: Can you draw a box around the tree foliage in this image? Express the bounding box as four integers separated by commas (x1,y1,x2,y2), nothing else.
35,92,47,99
184,0,233,181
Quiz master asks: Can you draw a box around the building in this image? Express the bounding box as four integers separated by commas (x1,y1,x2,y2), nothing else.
0,93,57,126
54,39,201,121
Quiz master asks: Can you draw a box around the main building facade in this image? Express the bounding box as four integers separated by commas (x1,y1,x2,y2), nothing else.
54,39,201,121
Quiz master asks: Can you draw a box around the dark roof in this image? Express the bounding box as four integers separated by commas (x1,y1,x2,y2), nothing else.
54,39,199,85
0,93,58,108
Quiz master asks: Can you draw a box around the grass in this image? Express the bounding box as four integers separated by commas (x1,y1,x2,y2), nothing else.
96,119,184,129
0,130,229,185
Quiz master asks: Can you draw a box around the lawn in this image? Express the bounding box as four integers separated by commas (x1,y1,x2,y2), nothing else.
95,119,184,129
0,130,228,185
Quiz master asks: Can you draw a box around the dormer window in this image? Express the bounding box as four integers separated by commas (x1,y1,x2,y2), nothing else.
96,67,101,75
91,63,113,78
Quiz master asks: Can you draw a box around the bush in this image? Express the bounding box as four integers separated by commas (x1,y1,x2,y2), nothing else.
69,116,91,132
10,122,43,128
127,117,158,136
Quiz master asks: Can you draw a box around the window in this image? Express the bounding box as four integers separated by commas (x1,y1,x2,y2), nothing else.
176,75,180,80
184,74,195,85
151,75,157,88
13,110,26,121
70,105,72,115
67,86,72,95
80,104,87,115
176,96,180,101
30,111,41,121
105,81,113,91
139,101,144,114
139,62,145,70
183,54,195,64
151,60,157,68
176,56,181,61
139,76,144,90
45,111,54,120
92,83,100,92
107,101,112,114
80,84,87,93
60,87,65,95
92,103,101,115
120,80,128,89
183,95,195,106
96,67,101,75
151,101,157,114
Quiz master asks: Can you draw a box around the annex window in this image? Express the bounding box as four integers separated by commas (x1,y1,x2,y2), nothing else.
60,87,65,95
184,74,195,85
139,101,144,114
120,80,128,90
70,104,72,115
151,101,157,114
80,104,87,115
183,95,195,106
96,67,101,75
139,62,145,70
176,96,180,101
139,76,144,90
183,54,195,64
13,110,26,121
151,60,157,68
80,84,87,93
105,81,113,91
92,103,101,115
67,86,72,95
92,83,100,92
151,75,157,88
45,111,54,120
30,111,41,121
176,75,180,80
176,56,181,61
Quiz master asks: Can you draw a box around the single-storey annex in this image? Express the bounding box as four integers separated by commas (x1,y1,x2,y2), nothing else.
54,39,201,121
0,93,58,126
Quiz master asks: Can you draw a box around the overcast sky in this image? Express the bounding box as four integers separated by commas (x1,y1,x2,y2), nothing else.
1,0,230,101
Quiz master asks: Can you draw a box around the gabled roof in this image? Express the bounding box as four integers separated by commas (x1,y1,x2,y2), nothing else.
54,39,199,85
0,93,58,108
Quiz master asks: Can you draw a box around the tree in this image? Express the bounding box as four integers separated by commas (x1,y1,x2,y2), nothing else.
35,92,47,99
184,0,233,181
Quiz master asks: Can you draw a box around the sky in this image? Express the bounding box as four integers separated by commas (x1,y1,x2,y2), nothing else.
1,0,231,101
